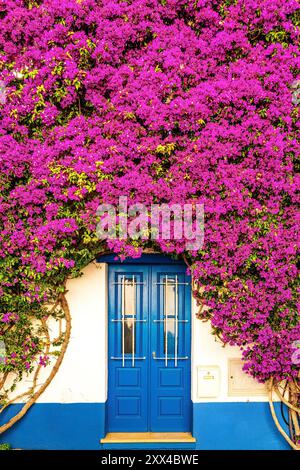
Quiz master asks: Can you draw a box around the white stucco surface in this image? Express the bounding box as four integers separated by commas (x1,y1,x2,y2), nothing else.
191,295,268,402
37,262,108,403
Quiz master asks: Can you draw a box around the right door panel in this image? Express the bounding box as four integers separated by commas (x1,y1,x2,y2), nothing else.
150,265,191,432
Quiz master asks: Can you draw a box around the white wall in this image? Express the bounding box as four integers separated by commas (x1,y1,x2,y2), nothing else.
37,262,108,403
191,295,269,403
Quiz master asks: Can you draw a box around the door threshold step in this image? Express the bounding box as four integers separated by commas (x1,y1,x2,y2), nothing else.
101,432,196,444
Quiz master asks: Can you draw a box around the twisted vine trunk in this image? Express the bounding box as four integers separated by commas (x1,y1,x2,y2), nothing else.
0,292,71,435
269,376,300,450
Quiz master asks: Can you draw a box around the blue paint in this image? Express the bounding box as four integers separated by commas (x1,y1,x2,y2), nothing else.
108,265,149,432
107,263,191,432
0,403,105,450
192,402,291,450
150,265,191,432
0,402,290,450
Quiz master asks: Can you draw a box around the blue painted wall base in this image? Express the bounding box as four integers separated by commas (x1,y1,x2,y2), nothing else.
192,402,290,450
0,403,105,450
0,402,290,450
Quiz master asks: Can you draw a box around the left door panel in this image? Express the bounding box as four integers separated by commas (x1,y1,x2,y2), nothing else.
108,266,149,432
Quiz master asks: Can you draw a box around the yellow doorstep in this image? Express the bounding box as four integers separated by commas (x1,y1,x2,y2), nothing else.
101,432,196,444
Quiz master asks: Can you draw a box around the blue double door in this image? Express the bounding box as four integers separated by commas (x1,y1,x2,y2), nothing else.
108,263,191,432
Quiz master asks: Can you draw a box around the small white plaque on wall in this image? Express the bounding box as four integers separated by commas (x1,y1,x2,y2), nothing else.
197,366,220,398
228,358,267,396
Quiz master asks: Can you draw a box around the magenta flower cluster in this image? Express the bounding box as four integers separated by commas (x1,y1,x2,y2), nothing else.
0,0,299,382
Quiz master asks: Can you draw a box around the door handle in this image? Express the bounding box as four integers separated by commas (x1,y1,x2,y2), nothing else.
152,351,156,359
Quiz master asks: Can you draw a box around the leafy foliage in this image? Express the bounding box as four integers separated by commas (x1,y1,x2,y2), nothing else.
0,442,11,450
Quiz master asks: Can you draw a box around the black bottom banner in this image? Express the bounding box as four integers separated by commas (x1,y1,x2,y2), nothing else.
0,450,298,466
